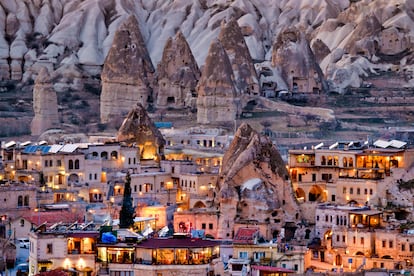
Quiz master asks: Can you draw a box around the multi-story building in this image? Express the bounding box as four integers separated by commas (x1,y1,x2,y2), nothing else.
228,227,308,275
28,222,100,275
288,139,413,206
314,203,414,272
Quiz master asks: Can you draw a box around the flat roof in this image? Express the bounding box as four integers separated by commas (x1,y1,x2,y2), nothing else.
136,237,220,249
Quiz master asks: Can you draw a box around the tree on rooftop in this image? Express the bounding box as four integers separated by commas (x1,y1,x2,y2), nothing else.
119,171,135,228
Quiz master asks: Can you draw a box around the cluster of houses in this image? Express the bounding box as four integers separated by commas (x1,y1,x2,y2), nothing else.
1,124,414,276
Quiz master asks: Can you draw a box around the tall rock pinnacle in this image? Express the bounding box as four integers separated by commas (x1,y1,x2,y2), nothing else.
100,15,154,124
30,67,60,136
218,18,259,95
216,123,300,240
196,39,240,125
155,31,200,109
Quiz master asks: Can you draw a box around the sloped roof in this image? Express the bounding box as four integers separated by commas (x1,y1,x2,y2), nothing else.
233,227,260,244
20,210,84,226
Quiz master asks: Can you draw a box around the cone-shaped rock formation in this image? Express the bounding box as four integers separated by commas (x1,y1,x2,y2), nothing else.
272,27,326,94
100,15,154,123
218,18,259,95
196,39,240,125
216,123,300,240
155,31,200,109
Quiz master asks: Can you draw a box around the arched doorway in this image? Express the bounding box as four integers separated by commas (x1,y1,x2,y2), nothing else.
68,173,79,184
335,254,342,266
309,185,324,202
193,201,206,208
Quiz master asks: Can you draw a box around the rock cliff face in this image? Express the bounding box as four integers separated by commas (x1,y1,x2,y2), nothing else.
216,123,300,240
272,27,327,94
218,18,259,95
196,39,240,125
100,15,154,123
117,103,165,162
30,67,59,136
155,31,200,109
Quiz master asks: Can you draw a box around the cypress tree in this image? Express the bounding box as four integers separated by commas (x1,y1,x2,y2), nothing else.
119,171,135,228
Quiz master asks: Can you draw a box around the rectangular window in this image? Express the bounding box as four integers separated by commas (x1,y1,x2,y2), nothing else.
239,252,248,259
44,160,48,167
47,243,53,254
57,160,62,167
343,187,346,194
350,188,353,194
342,236,345,242
353,237,356,244
389,241,393,248
202,223,206,229
382,240,386,248
360,237,364,245
254,252,265,262
402,244,406,251
209,223,213,230
298,174,302,182
331,195,336,202
336,235,340,242
312,174,316,181
410,244,414,252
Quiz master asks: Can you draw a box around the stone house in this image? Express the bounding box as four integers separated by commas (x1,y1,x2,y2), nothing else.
288,139,413,206
229,227,308,275
28,222,99,275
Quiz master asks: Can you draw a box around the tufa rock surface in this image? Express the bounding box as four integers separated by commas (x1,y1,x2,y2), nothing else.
196,39,240,125
155,31,200,109
216,123,301,240
272,27,327,94
30,67,60,136
117,103,165,162
100,15,154,124
218,18,259,95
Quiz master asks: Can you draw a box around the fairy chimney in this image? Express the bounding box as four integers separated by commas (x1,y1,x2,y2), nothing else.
218,18,259,95
30,67,60,136
272,27,326,94
155,31,200,109
100,15,154,123
196,39,240,125
215,123,301,241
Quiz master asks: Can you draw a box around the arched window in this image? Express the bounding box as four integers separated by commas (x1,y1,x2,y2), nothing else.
24,195,29,206
69,160,74,170
343,157,348,167
321,156,326,166
327,156,333,166
111,151,118,160
101,152,108,160
18,195,23,207
74,159,80,169
349,157,354,167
